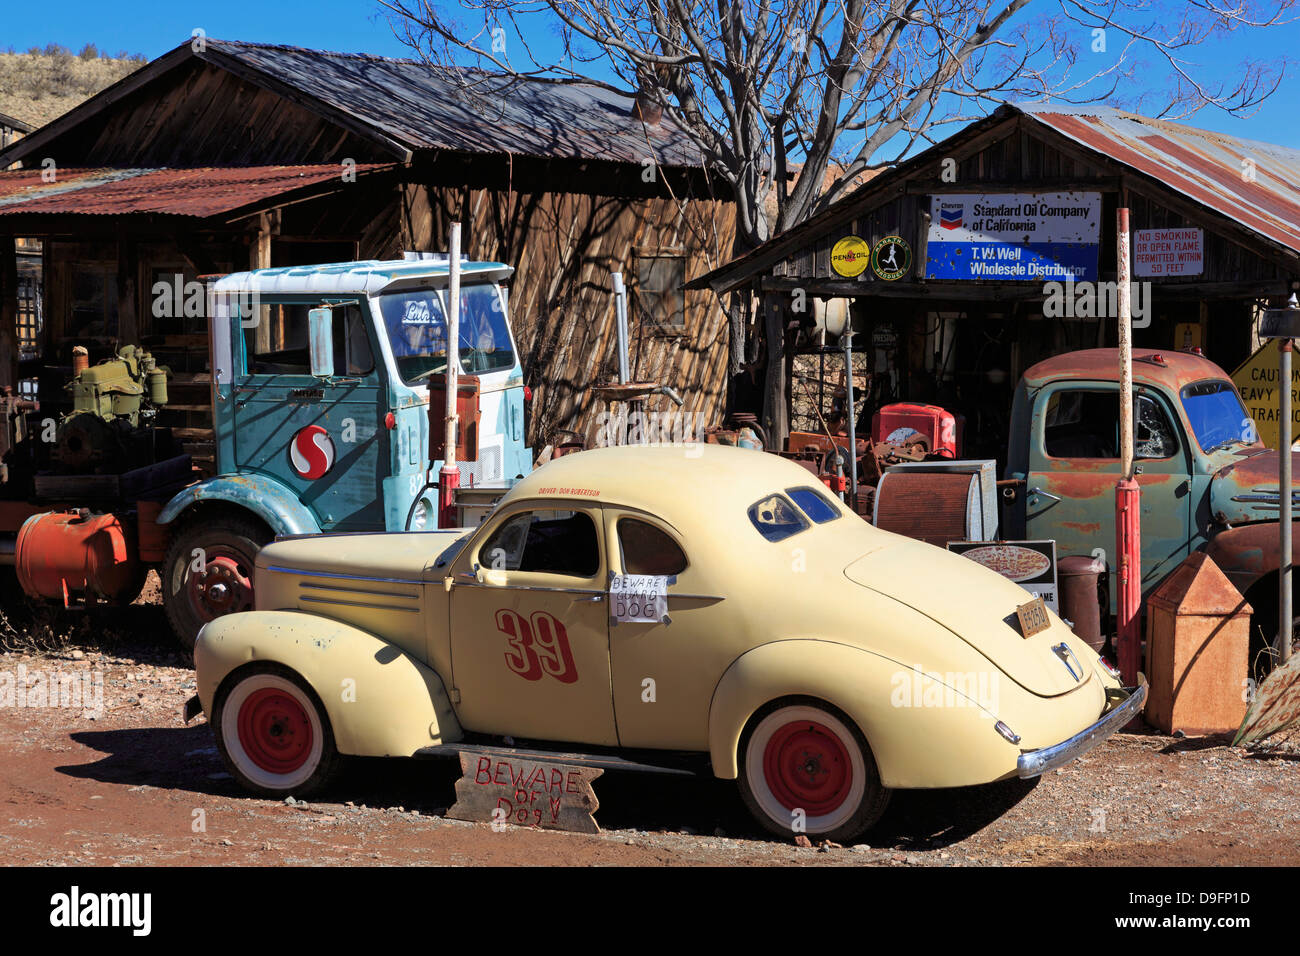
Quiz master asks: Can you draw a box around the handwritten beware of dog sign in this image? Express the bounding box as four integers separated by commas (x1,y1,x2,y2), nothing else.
446,752,603,834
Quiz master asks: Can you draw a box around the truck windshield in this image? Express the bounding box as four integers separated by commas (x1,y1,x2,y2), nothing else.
377,284,515,383
1180,380,1257,452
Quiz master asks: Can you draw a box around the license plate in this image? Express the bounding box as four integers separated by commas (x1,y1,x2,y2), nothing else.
1016,596,1050,638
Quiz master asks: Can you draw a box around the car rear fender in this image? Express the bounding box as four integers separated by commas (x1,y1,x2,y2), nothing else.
707,639,1025,790
195,610,462,756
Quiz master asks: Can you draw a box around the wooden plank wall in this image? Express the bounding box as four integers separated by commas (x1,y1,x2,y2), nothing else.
396,183,736,449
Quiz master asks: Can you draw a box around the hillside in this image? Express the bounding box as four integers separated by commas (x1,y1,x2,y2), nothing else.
0,44,147,132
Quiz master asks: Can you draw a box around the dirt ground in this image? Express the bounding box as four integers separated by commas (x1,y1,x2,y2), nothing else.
2,580,1299,867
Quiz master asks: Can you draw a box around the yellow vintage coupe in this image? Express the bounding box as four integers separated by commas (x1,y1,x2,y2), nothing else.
193,444,1144,841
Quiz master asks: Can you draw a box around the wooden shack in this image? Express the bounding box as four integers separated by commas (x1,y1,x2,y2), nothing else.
0,39,735,471
691,103,1300,458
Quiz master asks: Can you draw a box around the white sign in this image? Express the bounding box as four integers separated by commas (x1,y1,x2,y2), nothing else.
926,192,1101,281
1133,227,1203,277
610,574,669,624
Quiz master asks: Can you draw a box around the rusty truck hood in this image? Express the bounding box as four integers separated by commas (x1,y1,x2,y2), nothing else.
1212,449,1300,524
843,542,1093,697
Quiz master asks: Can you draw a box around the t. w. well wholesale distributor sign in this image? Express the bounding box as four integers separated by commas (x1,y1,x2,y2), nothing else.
925,192,1101,281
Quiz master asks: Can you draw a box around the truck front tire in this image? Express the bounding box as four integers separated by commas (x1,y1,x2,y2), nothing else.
162,512,272,650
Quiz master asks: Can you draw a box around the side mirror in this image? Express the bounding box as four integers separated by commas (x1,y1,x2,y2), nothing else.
308,307,334,378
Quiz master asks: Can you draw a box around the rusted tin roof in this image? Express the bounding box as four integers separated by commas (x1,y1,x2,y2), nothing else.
1022,347,1231,390
1018,103,1300,256
690,103,1300,293
0,163,395,218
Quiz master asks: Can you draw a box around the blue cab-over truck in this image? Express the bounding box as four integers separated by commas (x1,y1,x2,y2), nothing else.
1,257,531,647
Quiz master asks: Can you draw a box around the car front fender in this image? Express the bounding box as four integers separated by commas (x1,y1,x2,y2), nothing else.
1203,522,1296,601
707,639,1028,790
158,473,321,537
195,610,461,757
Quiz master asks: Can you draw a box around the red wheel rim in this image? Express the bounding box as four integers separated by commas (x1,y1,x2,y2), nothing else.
187,549,254,622
236,688,314,774
762,719,853,816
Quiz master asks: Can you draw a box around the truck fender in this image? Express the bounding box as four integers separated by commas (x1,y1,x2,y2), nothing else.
1203,523,1297,602
195,610,462,756
707,639,1018,790
158,473,321,537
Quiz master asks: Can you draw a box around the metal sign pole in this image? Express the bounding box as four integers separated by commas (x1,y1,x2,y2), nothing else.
1115,207,1142,686
438,222,462,528
1258,293,1300,665
843,329,858,511
1280,338,1293,664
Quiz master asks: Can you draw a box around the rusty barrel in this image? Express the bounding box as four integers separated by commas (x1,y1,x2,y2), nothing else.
1059,554,1106,652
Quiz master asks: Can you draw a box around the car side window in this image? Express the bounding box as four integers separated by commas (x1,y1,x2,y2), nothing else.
618,518,687,575
480,509,599,577
1044,390,1177,460
747,493,809,542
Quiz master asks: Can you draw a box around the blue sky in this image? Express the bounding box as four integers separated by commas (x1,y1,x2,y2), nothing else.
4,0,1298,150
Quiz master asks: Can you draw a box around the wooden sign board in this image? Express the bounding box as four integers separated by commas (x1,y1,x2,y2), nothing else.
446,751,603,834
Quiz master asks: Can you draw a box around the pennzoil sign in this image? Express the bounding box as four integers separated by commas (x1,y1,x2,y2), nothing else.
831,236,871,277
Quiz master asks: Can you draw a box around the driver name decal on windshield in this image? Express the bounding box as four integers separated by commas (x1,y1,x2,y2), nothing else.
497,609,578,683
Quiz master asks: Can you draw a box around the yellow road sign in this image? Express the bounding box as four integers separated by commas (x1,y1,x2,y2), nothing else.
1231,342,1300,449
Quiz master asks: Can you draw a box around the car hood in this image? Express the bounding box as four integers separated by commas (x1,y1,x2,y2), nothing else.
256,530,467,584
843,540,1091,697
1212,449,1300,524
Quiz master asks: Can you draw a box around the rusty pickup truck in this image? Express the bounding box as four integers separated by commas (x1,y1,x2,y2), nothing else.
1004,347,1295,668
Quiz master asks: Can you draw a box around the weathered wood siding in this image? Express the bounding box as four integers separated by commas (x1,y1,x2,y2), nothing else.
399,182,736,448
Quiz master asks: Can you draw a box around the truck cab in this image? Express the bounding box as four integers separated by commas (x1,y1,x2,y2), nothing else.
1005,347,1296,667
157,257,531,643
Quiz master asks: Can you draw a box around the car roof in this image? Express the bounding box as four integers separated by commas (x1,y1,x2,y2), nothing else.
1022,348,1230,391
502,443,831,522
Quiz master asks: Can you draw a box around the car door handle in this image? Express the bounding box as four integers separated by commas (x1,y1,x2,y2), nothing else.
575,594,604,603
1028,486,1062,503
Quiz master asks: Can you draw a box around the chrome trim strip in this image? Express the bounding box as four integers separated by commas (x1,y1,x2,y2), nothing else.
298,595,420,613
451,582,606,596
1016,683,1146,779
268,565,425,586
299,581,419,600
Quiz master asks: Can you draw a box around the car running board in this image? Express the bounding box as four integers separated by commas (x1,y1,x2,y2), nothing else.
415,742,701,778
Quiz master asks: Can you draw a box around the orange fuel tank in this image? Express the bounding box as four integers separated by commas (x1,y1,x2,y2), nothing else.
16,510,144,604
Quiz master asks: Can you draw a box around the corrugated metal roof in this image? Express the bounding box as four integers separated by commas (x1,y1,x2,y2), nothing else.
203,40,704,168
1018,103,1300,256
0,163,394,217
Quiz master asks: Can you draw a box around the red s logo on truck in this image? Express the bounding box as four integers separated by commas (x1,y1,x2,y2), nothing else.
290,425,335,479
497,609,578,683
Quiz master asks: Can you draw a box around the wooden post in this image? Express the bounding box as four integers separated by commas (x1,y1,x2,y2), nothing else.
0,236,17,391
250,211,278,354
762,293,788,451
116,237,138,345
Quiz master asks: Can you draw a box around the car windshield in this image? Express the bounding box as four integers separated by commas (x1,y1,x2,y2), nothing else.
1180,380,1257,452
377,284,515,384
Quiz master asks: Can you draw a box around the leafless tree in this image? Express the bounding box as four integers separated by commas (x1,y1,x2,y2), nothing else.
378,0,1292,254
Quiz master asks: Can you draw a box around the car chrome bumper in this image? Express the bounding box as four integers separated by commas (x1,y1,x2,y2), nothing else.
1016,682,1146,779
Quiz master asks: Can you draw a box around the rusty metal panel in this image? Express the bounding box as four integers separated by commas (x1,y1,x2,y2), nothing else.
1019,103,1300,256
872,471,979,546
1234,653,1300,746
0,164,395,218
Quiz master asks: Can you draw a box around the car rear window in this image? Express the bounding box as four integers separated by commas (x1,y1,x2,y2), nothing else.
747,494,809,542
787,486,841,523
